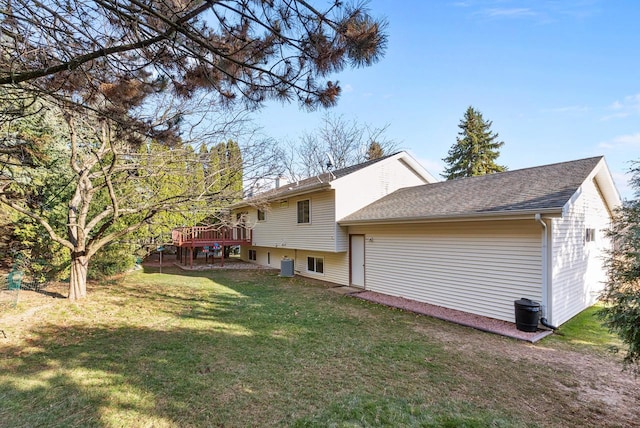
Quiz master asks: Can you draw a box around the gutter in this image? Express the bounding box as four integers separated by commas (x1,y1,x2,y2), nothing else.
339,207,563,226
534,213,555,328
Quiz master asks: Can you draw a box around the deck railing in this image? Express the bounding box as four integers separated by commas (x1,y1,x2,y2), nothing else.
171,225,251,246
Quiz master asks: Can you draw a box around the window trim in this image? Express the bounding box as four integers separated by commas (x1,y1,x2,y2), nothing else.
257,209,266,222
307,256,324,274
297,199,310,224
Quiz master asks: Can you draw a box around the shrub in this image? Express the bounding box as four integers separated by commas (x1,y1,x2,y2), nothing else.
87,243,136,280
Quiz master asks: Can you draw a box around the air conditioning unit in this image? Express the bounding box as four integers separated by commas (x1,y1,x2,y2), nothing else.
280,258,294,277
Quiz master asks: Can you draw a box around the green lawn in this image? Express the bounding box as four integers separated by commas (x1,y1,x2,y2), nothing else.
0,268,632,427
542,304,622,352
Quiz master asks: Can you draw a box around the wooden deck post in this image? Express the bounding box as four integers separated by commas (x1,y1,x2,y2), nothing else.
190,226,194,269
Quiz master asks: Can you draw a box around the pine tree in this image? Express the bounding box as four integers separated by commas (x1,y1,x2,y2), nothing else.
598,161,640,373
365,141,385,160
442,106,506,180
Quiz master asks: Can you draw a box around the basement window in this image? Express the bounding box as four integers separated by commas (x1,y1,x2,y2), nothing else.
585,228,596,243
248,249,257,261
307,256,324,274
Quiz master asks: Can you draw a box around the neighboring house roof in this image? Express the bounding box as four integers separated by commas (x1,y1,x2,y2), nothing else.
234,151,434,207
340,156,621,224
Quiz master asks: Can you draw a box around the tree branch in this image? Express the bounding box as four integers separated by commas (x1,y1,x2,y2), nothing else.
0,196,73,250
0,0,215,85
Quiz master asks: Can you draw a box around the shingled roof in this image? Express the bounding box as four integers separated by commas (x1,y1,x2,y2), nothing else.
237,152,399,206
339,156,606,224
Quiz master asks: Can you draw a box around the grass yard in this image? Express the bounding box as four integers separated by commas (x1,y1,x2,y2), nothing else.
1,267,638,427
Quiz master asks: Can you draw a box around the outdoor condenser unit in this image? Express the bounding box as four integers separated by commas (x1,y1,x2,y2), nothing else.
280,258,294,277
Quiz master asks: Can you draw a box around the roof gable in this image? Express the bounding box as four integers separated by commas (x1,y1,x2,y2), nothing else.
340,156,613,224
236,151,435,206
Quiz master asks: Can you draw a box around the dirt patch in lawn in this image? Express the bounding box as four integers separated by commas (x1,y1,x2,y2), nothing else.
412,321,640,427
353,290,639,426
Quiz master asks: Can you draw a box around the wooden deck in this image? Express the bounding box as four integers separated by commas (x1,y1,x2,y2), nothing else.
172,225,251,247
171,225,251,268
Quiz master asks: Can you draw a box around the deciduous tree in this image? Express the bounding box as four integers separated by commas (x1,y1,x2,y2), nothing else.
286,113,398,179
0,1,387,299
1,99,281,299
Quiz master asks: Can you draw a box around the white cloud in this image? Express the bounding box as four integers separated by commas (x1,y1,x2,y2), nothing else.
484,8,537,18
459,0,600,23
598,133,640,150
602,93,640,120
601,112,631,121
610,100,624,110
342,84,353,93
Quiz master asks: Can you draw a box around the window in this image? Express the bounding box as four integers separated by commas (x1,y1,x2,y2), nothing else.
267,252,271,265
257,209,266,221
248,249,257,261
585,228,596,243
307,256,324,274
297,199,310,224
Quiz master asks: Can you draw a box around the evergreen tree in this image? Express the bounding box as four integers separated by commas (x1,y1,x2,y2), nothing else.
224,140,243,201
365,141,385,160
208,143,224,197
598,162,640,373
442,106,506,180
0,100,72,280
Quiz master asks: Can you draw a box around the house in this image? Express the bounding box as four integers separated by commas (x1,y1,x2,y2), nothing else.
235,153,621,327
231,152,437,285
339,156,620,326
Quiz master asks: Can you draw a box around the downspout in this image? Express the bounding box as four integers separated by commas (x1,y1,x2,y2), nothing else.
535,214,557,330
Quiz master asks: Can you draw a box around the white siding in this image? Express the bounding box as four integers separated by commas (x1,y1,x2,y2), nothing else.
240,245,349,285
244,190,338,252
551,179,613,325
293,249,349,285
333,155,433,251
240,246,291,269
349,220,543,322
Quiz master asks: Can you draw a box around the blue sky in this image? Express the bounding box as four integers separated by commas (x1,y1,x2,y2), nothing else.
253,0,639,200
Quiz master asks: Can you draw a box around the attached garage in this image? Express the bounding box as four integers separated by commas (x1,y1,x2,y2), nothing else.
348,220,543,322
340,157,620,326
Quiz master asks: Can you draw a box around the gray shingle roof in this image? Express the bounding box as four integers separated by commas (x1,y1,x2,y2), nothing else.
240,152,399,205
340,156,604,223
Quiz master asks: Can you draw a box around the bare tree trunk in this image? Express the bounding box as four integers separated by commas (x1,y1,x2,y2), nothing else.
69,252,88,300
